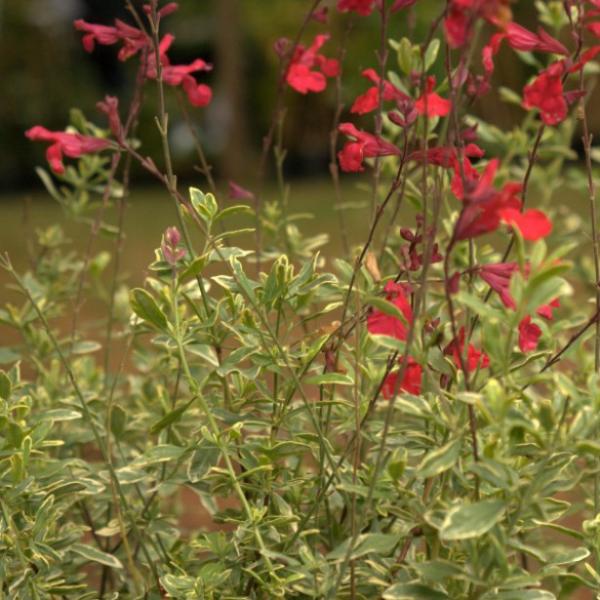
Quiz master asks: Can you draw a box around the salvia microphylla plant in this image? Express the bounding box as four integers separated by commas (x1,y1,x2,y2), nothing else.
7,0,600,598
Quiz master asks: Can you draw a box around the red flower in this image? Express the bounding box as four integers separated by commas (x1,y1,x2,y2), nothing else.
537,298,560,320
367,282,413,341
74,19,148,62
409,143,484,168
444,3,472,49
351,68,409,115
444,327,490,373
25,126,111,175
146,34,213,107
311,7,329,23
286,34,340,94
337,0,376,16
382,357,423,398
522,62,566,126
479,262,518,309
518,316,542,353
498,207,553,241
142,2,179,18
450,158,552,242
338,122,401,172
415,77,451,118
445,0,512,48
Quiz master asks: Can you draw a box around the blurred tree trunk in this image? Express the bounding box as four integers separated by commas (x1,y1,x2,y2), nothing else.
215,0,252,181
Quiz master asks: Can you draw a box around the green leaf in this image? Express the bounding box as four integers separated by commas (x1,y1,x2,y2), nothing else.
0,348,20,364
481,591,555,600
214,204,253,222
130,288,168,330
71,341,102,355
546,546,590,566
151,398,196,435
185,343,220,367
440,500,505,541
188,441,221,482
178,255,208,282
418,438,462,479
142,444,187,465
424,38,440,71
328,533,400,560
0,371,11,400
305,373,354,386
70,543,123,569
190,187,218,223
366,296,409,323
383,583,449,599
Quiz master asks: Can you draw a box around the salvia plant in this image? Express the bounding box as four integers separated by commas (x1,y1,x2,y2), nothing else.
5,0,600,598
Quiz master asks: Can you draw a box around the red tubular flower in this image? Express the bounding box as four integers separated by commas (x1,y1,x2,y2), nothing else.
444,327,490,373
146,34,213,107
409,143,484,168
479,262,518,309
391,0,418,10
537,298,560,320
338,122,401,172
311,7,329,23
450,158,552,242
286,34,340,94
97,96,123,140
382,357,423,398
505,22,540,51
522,62,567,126
445,3,472,49
415,77,451,118
142,2,179,18
351,68,409,115
337,0,376,16
367,282,413,341
25,126,111,175
498,207,553,241
74,19,148,61
518,316,542,353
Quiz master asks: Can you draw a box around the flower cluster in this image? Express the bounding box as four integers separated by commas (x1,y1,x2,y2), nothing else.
27,2,213,174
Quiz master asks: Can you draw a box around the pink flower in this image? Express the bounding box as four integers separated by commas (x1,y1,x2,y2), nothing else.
367,282,413,341
161,226,186,265
286,34,340,94
25,126,111,175
518,316,542,353
382,357,423,398
228,181,255,200
351,68,409,115
338,122,401,172
415,77,451,118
